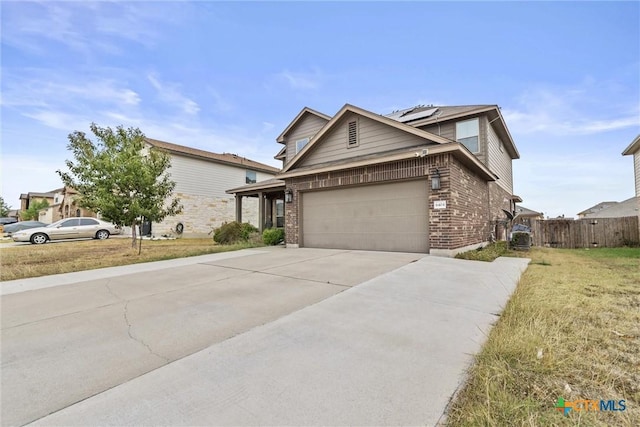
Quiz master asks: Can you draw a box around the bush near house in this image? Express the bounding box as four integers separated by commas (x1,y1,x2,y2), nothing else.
262,228,284,246
455,241,512,262
213,221,259,244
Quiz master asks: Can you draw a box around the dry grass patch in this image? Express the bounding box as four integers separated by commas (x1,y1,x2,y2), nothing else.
0,238,263,281
447,247,640,426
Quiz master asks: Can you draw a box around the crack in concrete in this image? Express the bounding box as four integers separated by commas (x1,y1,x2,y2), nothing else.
105,281,170,363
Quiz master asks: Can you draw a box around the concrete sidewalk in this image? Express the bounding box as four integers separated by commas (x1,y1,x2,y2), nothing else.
29,254,530,426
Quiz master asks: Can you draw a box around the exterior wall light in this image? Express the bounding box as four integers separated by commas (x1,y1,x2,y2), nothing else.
431,168,441,190
285,189,293,203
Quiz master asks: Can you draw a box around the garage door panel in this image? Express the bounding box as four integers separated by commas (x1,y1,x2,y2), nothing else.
302,180,429,253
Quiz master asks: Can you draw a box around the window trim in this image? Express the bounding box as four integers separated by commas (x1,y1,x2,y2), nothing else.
455,118,480,154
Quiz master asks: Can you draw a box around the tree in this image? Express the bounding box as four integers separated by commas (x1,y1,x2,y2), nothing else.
0,196,10,217
57,123,182,252
21,199,49,220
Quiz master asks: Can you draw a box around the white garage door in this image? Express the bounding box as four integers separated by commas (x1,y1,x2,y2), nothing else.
301,180,429,253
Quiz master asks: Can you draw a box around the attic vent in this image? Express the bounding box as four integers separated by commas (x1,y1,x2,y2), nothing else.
347,120,358,146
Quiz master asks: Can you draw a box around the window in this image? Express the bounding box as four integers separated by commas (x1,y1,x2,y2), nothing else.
295,137,309,154
79,218,98,226
275,199,284,228
246,170,257,184
456,118,479,153
60,219,79,227
347,120,358,147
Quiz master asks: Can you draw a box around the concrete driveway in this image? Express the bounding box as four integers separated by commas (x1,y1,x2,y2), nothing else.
1,247,422,426
1,247,529,426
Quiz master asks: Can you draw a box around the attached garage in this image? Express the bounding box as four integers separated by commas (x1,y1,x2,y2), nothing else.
301,180,429,253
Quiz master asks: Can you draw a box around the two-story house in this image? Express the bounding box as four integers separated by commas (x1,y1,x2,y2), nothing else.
146,138,279,237
228,103,521,255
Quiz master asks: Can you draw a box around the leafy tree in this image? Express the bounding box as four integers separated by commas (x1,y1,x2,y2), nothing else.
57,123,182,252
0,196,10,217
21,199,49,220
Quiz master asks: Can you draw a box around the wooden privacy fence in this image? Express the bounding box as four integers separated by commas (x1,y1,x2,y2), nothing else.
530,216,640,248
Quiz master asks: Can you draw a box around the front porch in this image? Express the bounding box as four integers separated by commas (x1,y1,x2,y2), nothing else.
227,178,286,232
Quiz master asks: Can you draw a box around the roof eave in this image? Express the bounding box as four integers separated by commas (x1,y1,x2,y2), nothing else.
276,107,331,143
276,143,495,181
622,134,640,155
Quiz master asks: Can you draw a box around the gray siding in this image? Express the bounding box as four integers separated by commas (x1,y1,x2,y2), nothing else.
635,152,640,197
487,120,513,194
419,115,487,164
300,113,435,167
285,114,329,164
169,155,275,198
419,122,455,141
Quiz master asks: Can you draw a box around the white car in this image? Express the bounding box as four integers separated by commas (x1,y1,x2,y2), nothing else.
12,217,121,244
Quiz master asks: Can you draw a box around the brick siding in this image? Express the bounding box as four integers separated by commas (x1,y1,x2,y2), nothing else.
285,153,493,250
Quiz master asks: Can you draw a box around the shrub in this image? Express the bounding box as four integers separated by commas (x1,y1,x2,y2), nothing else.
213,221,258,244
455,241,509,262
262,228,284,246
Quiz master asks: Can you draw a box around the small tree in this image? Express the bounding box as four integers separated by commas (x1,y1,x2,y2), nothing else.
57,123,182,252
0,196,10,217
21,199,49,220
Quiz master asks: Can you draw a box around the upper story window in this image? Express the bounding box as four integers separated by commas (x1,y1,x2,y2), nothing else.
295,137,310,154
246,170,257,184
456,118,479,153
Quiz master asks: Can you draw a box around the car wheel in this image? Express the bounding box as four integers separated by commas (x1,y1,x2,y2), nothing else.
31,233,48,245
96,230,110,240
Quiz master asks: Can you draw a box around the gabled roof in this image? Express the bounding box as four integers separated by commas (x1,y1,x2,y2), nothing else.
281,104,454,173
145,138,280,174
577,201,619,216
274,145,286,160
515,205,543,217
388,104,520,159
584,197,639,218
276,107,331,144
622,134,640,155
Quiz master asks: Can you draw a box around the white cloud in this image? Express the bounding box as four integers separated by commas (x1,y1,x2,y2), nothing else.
502,85,640,136
147,73,200,115
1,2,188,57
277,69,323,90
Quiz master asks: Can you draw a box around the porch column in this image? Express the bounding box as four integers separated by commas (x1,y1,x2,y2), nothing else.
235,195,243,223
258,192,265,232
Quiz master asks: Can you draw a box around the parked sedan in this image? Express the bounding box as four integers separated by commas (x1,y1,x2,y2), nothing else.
12,217,121,244
3,221,47,236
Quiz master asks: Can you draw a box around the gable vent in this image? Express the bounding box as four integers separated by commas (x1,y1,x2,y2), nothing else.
348,120,358,145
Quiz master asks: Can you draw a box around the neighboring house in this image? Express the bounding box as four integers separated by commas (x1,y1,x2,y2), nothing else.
582,197,639,218
145,138,279,237
228,103,522,255
19,190,58,222
622,134,640,197
622,134,640,229
514,205,543,226
577,201,619,218
19,188,97,224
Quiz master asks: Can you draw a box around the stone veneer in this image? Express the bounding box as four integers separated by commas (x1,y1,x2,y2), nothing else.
154,193,259,237
284,153,494,251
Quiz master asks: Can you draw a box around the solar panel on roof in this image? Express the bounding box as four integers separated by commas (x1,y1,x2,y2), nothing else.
397,108,439,123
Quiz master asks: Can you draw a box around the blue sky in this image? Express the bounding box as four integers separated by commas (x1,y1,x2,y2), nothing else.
2,1,639,218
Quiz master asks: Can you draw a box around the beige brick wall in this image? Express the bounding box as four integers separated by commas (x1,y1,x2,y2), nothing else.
154,193,259,237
